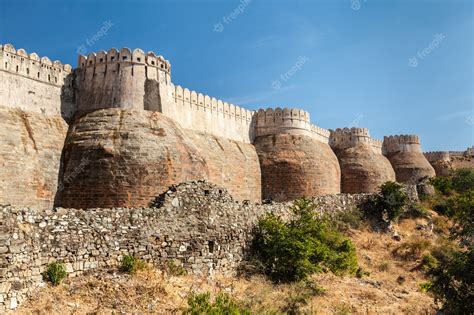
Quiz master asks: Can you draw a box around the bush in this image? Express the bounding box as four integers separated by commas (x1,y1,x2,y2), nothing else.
44,262,67,286
393,238,432,260
121,255,146,274
405,203,430,219
429,176,452,196
426,249,474,313
419,254,438,271
364,182,409,223
330,208,364,231
166,259,187,276
451,168,474,193
252,198,358,282
183,292,251,315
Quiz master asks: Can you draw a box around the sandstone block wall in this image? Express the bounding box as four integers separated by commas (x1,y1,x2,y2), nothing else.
0,105,68,209
254,107,330,144
166,84,255,143
57,109,261,208
0,181,382,312
329,128,395,193
383,135,435,184
254,133,341,201
75,48,171,112
0,44,75,120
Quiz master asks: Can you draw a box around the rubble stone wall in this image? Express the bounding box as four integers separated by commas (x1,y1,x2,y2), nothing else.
0,181,383,311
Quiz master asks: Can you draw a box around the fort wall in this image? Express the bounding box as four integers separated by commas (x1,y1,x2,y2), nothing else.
383,135,435,184
329,127,384,154
0,44,75,119
254,107,330,143
166,84,255,143
424,151,451,162
382,135,422,154
75,48,171,112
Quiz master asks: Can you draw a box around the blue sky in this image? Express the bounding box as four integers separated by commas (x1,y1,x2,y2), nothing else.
0,0,472,151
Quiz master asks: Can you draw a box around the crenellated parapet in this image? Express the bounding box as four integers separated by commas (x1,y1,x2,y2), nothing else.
382,134,422,154
329,127,383,154
171,84,254,123
424,151,451,162
0,43,75,118
75,48,172,112
254,107,329,143
0,43,72,86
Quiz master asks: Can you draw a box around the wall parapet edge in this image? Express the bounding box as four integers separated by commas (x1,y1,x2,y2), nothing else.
382,134,422,154
254,107,330,143
329,127,383,154
0,43,72,87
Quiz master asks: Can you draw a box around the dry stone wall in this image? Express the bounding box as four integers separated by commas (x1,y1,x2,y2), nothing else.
1,180,388,312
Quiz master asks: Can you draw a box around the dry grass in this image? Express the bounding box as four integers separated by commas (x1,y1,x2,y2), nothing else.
15,219,438,315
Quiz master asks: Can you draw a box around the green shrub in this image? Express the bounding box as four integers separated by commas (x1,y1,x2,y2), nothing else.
183,291,251,315
451,168,474,193
44,262,67,286
429,176,452,196
166,259,187,276
426,248,474,313
405,203,430,219
419,254,438,271
252,198,358,283
331,208,364,231
121,255,145,274
364,182,409,223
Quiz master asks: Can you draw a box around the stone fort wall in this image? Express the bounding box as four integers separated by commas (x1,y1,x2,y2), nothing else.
0,44,75,120
329,127,383,154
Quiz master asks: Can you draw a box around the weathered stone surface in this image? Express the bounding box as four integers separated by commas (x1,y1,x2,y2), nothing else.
383,135,435,184
335,145,396,193
0,105,68,209
254,134,341,201
385,152,436,184
57,109,261,208
0,180,420,311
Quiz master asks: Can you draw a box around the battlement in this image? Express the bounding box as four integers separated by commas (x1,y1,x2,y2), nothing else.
383,134,422,154
0,43,75,118
254,107,329,143
164,84,255,143
172,85,254,123
77,47,171,73
75,47,172,112
424,151,451,162
329,127,383,154
0,43,72,86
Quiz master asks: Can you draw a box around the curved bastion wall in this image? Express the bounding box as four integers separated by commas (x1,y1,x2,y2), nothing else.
329,128,396,193
57,109,261,208
253,108,341,201
383,135,435,184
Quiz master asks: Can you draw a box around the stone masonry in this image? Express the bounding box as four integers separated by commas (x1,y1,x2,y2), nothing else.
0,181,388,311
